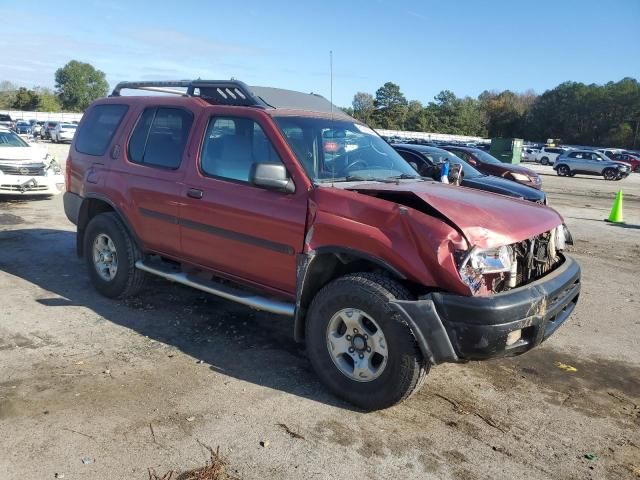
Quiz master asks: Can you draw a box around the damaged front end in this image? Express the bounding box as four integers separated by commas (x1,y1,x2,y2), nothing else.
0,156,65,195
457,225,574,296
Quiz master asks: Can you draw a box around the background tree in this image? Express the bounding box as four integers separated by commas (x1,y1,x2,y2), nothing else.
12,88,39,110
373,82,408,129
0,81,17,109
34,87,62,112
55,60,109,112
352,92,375,125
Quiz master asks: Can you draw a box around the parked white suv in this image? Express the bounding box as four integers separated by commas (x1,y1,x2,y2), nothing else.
536,147,567,165
51,123,77,143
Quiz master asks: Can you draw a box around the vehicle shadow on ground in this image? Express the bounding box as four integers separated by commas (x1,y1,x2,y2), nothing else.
606,222,640,230
0,227,354,410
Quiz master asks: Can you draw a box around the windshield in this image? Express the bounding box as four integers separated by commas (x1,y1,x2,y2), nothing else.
0,131,29,147
470,149,503,165
273,116,419,182
422,149,483,179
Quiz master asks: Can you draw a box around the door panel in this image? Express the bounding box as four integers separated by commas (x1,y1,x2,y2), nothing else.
180,112,308,295
113,105,196,257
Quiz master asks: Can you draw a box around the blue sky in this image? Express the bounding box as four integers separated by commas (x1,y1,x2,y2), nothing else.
2,0,639,106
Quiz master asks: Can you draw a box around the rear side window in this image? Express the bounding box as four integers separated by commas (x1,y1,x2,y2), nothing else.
75,104,128,156
127,107,193,169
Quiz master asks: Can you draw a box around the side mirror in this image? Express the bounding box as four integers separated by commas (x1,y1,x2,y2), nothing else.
250,163,295,193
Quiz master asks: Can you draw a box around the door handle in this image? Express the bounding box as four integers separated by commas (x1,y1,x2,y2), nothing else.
186,188,203,199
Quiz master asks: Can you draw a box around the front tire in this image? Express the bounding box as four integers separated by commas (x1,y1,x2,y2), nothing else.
84,212,146,298
603,168,617,181
305,272,428,410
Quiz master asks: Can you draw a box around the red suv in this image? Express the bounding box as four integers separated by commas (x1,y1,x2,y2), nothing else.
64,80,581,410
442,146,543,189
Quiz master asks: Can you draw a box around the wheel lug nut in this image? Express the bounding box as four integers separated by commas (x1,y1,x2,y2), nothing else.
367,347,371,352
349,347,354,353
346,335,351,340
359,354,364,359
353,328,358,333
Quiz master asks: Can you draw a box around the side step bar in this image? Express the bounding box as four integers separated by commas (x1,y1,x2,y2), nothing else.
135,260,295,317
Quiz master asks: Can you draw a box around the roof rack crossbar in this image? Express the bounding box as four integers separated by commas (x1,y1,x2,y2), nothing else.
110,79,268,108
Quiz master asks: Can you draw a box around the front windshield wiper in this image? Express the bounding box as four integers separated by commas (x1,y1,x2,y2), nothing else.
344,175,398,183
387,173,424,180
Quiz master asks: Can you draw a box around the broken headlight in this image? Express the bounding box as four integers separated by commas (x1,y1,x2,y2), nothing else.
457,245,513,292
555,224,573,250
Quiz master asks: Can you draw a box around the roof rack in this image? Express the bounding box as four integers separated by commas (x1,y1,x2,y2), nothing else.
110,79,344,115
110,79,269,108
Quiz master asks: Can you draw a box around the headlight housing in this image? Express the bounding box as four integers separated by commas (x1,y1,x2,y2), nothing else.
510,172,531,182
458,245,513,292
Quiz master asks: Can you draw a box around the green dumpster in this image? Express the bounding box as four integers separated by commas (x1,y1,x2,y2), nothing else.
490,138,523,164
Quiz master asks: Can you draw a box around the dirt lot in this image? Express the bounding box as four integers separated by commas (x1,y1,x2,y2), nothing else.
1,143,639,480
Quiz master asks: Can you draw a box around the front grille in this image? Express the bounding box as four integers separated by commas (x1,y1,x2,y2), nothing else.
512,231,561,286
0,184,49,191
487,230,562,293
0,163,46,176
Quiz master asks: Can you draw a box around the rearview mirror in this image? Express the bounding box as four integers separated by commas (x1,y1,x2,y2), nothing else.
250,163,295,193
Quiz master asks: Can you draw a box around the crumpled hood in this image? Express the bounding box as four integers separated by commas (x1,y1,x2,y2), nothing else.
348,181,563,248
0,145,47,163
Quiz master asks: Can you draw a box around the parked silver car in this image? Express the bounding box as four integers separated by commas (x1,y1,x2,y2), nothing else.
554,150,631,181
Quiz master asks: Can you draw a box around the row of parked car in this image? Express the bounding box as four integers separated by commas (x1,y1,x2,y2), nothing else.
524,145,640,168
0,115,78,143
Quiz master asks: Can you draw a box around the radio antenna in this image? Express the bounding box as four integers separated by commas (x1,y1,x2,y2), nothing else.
330,50,335,186
330,50,334,118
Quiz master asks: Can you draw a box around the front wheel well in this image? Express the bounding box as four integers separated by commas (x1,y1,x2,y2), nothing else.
294,250,422,342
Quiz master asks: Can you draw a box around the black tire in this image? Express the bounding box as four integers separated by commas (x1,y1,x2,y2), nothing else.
603,168,617,181
305,272,428,410
557,164,570,177
84,212,145,298
541,157,550,166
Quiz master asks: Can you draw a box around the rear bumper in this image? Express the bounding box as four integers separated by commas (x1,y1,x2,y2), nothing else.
63,191,82,225
389,255,581,364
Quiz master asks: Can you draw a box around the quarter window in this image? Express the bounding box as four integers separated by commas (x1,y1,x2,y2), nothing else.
200,116,284,182
75,104,128,156
127,107,193,169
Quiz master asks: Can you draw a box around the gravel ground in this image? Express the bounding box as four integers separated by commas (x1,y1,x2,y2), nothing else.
1,143,639,480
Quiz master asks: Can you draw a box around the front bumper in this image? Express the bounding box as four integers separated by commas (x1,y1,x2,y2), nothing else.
0,174,66,195
389,255,581,364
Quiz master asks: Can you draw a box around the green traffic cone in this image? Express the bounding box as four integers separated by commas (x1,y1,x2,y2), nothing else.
606,190,624,223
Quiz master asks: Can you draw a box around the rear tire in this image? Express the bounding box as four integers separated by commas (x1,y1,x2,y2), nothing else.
305,272,428,410
84,212,146,298
541,157,550,166
557,165,570,176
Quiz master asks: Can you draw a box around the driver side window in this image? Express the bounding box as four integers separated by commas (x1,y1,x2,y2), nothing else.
200,116,284,183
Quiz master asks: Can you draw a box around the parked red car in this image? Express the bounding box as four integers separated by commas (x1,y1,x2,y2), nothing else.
441,146,543,189
64,80,580,410
611,153,640,172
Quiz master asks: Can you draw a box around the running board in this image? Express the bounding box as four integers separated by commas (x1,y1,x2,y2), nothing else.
135,260,295,317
